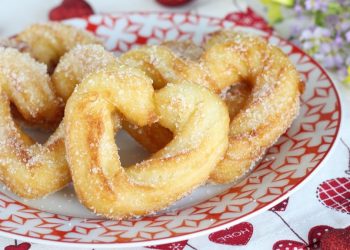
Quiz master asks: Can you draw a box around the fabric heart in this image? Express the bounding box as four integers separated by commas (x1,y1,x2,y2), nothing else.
269,198,289,212
156,0,192,6
272,240,306,250
316,177,350,214
273,225,350,249
224,8,273,34
320,228,350,250
308,225,335,249
146,240,188,250
49,0,94,21
5,242,31,250
318,139,350,214
209,222,253,246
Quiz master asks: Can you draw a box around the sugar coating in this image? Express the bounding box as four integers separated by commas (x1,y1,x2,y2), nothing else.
118,30,302,185
0,22,103,198
64,60,229,219
0,38,28,52
52,44,117,100
202,31,302,183
0,47,60,119
162,40,203,60
0,26,302,216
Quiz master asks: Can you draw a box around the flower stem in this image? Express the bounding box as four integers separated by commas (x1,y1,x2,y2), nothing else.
272,210,308,244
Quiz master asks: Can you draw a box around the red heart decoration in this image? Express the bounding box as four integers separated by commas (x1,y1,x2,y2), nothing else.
156,0,192,7
320,228,350,250
5,242,31,250
209,222,253,246
272,225,350,250
308,225,334,249
316,177,350,214
269,198,289,212
224,8,273,34
49,0,94,21
146,240,188,250
272,240,306,250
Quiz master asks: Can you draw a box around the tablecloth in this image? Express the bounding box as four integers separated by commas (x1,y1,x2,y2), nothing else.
0,1,349,249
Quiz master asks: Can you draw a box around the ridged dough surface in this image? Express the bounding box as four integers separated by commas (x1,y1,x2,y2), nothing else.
0,47,68,198
120,31,303,183
65,65,229,219
15,22,101,71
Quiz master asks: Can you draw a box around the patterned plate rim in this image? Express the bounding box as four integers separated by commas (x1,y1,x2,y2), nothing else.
0,12,343,248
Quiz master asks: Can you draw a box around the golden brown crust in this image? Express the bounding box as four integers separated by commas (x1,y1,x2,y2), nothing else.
122,120,172,153
0,48,69,198
118,42,218,152
64,65,229,219
15,22,102,71
119,32,302,184
0,47,62,124
0,24,103,198
51,44,117,101
204,32,301,183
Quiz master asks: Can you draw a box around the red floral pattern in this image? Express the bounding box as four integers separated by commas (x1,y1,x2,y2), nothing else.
225,7,273,34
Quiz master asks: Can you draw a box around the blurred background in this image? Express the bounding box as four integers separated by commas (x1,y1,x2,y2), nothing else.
1,0,349,87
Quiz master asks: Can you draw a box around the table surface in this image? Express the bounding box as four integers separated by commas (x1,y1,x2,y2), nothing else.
0,1,349,249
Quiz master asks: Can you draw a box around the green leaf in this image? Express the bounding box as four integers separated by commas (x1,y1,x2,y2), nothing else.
314,11,325,26
344,67,350,86
261,0,284,24
272,0,294,7
327,2,342,14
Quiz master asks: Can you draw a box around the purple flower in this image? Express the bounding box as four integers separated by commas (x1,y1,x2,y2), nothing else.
305,0,328,11
320,43,331,54
340,21,350,32
289,0,350,83
294,4,303,14
299,27,331,43
300,29,313,40
346,31,350,42
326,15,339,27
337,0,350,7
334,35,343,46
346,56,350,66
338,66,348,78
334,54,344,67
323,55,338,68
302,41,314,50
314,27,331,38
314,53,325,61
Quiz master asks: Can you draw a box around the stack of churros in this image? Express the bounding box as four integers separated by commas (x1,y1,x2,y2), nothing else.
0,22,303,219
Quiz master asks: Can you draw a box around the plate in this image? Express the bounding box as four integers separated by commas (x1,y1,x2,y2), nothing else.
0,12,342,248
